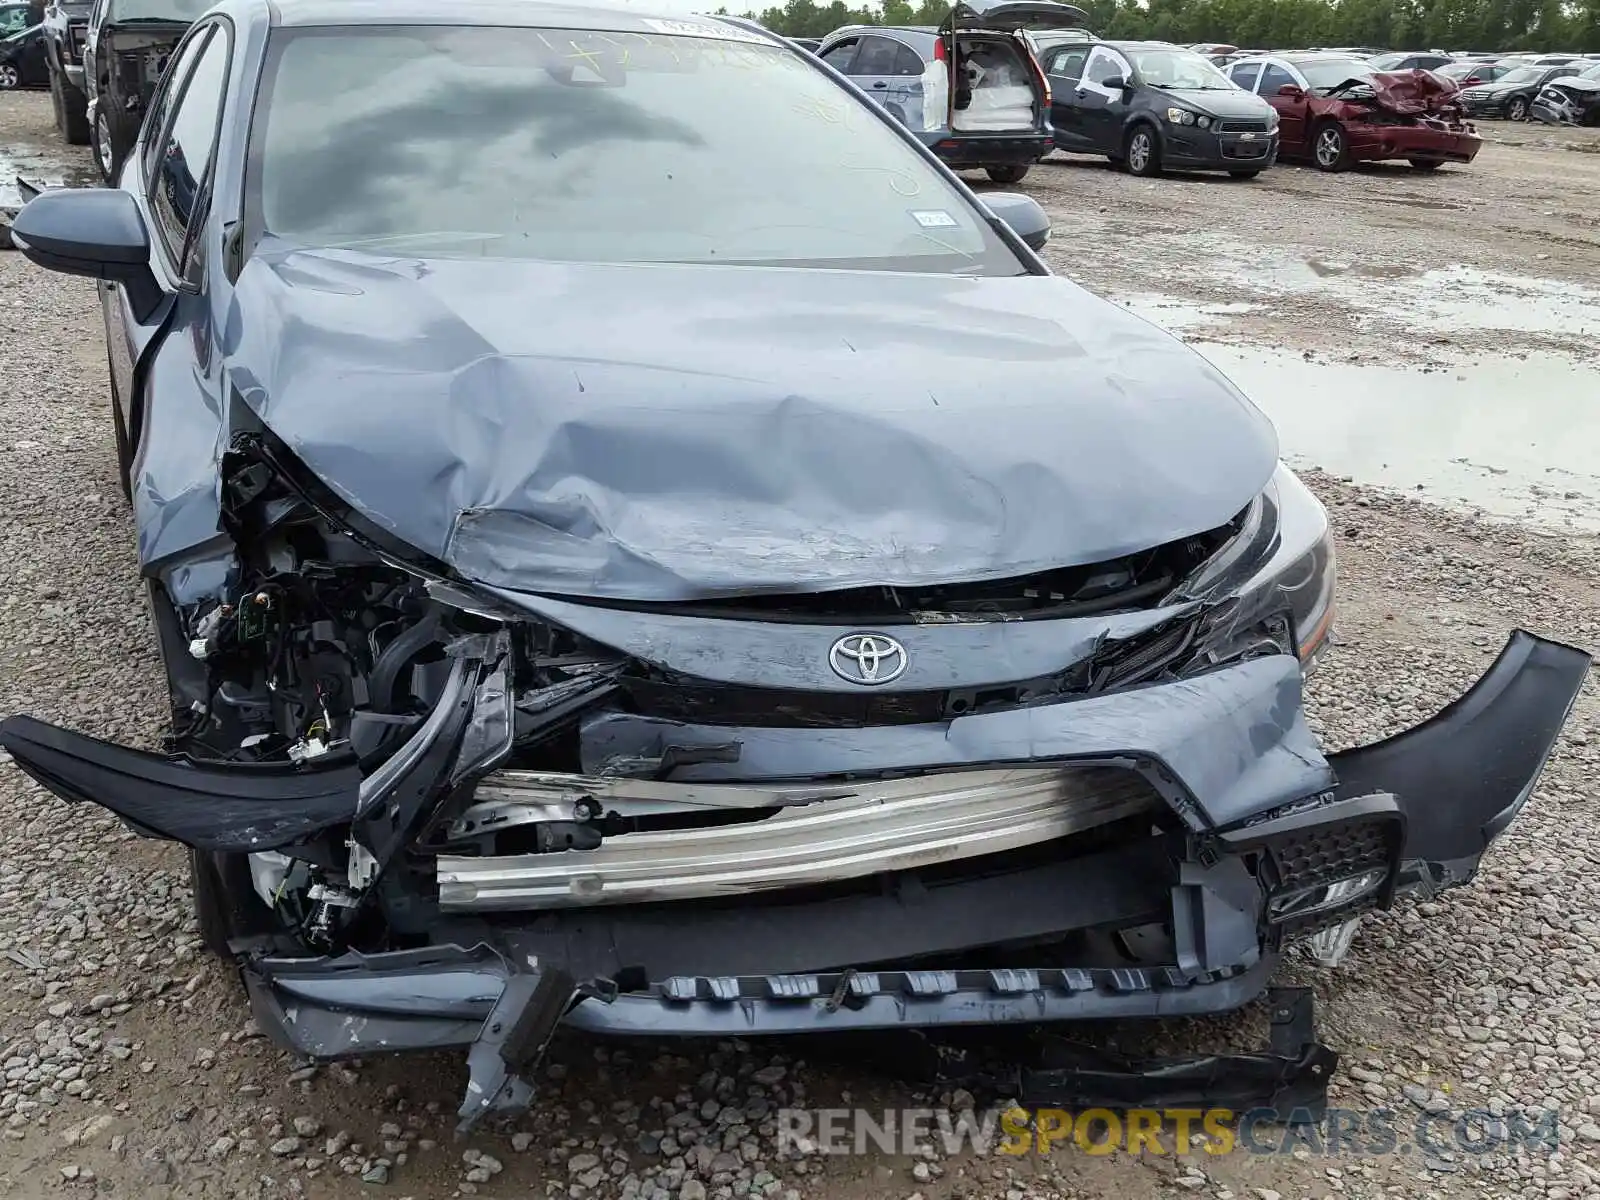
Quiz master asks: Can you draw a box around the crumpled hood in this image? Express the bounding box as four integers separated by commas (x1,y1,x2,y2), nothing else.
220,246,1277,601
1363,69,1462,115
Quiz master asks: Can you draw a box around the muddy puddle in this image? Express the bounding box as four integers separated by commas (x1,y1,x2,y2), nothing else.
0,144,96,208
1189,342,1600,533
1124,249,1600,345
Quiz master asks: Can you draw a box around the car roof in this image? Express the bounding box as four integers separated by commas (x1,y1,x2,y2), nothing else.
267,0,756,35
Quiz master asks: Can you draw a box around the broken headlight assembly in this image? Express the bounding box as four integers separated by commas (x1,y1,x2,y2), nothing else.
1170,464,1336,671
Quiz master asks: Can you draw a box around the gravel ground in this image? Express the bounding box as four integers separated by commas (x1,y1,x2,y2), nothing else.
2,89,1599,1199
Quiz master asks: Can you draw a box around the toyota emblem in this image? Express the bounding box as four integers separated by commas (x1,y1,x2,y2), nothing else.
829,633,908,686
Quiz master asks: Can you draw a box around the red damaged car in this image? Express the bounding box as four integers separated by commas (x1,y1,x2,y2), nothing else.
1226,52,1481,171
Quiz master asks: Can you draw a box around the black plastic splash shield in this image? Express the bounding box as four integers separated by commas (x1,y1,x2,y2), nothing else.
846,987,1335,1125
1012,987,1336,1122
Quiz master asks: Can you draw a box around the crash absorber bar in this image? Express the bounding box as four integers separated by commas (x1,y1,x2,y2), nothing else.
437,764,1160,910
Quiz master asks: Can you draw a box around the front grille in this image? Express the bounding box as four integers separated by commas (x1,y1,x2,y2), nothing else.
1218,119,1271,133
1223,142,1271,159
619,613,1206,728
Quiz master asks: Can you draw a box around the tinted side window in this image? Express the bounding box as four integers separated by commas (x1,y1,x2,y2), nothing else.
819,39,857,71
1047,46,1088,80
149,22,228,260
851,35,898,75
1258,64,1295,94
139,26,209,182
892,42,924,75
1229,62,1260,90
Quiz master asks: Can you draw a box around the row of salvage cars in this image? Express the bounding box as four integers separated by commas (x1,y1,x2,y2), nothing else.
817,4,1542,178
0,0,1593,1129
1530,61,1600,125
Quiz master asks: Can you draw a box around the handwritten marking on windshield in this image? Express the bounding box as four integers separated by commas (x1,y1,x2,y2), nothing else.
842,162,922,197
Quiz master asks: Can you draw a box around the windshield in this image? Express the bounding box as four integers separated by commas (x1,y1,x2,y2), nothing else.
105,0,212,22
1580,63,1600,79
1496,66,1544,85
1437,62,1477,79
1295,58,1375,88
249,24,1022,275
1366,53,1410,69
1126,47,1235,88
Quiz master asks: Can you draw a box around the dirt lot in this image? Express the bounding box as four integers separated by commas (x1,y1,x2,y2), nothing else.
2,89,1599,1200
1022,122,1600,367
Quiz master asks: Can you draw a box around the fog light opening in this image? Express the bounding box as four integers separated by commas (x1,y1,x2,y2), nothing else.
1268,867,1387,922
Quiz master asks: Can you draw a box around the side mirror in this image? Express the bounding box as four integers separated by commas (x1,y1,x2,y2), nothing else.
1277,83,1305,98
1098,74,1127,91
984,191,1050,252
8,187,161,319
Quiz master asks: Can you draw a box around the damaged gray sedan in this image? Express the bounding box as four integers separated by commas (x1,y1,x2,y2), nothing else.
1,0,1591,1126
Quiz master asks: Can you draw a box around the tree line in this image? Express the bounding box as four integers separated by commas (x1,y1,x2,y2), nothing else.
730,0,1600,53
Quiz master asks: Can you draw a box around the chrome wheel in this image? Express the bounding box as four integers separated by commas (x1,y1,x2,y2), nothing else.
1127,131,1151,173
1508,96,1528,121
0,64,19,90
94,110,114,181
1315,125,1344,169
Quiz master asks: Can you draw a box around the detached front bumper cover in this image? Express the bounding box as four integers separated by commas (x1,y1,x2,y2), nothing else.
1,631,1590,1125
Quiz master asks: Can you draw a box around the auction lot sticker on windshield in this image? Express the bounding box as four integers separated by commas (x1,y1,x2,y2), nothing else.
911,210,960,228
643,18,768,42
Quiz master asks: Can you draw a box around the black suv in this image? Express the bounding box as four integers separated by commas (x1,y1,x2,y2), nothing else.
42,0,90,143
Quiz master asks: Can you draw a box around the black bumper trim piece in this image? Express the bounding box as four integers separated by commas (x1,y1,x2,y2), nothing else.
1327,630,1591,869
0,714,360,852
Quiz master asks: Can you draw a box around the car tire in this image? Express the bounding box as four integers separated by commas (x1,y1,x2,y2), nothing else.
1408,158,1443,170
985,163,1029,184
1312,120,1350,171
1507,95,1529,121
1228,169,1261,178
49,62,90,145
92,104,129,184
190,848,270,960
1123,125,1161,177
0,62,19,90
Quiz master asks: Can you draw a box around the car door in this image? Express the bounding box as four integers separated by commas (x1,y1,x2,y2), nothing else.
104,20,227,467
1076,43,1132,153
19,23,47,80
1256,61,1306,151
887,39,928,129
1042,42,1090,148
847,35,905,117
